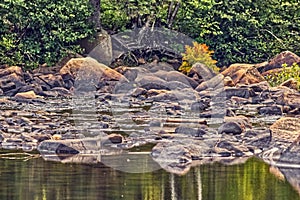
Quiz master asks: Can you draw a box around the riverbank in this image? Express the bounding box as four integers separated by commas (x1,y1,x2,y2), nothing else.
0,51,299,176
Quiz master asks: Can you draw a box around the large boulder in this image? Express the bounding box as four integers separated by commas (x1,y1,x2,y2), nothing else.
221,64,265,85
59,57,128,91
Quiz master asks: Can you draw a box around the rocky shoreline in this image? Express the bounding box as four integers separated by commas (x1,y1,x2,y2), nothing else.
0,51,300,175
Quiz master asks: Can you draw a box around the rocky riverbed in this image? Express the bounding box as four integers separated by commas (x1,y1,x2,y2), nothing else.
0,51,300,177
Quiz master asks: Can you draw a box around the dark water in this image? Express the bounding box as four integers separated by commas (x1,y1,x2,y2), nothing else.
0,156,299,200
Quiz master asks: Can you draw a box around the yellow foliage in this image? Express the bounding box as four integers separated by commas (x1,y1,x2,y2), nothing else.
179,42,219,74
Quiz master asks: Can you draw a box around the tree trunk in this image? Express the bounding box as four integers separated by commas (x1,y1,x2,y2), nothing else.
89,0,101,31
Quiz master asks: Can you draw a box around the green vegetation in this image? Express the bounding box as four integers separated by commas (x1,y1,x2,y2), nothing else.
0,0,94,68
179,42,219,74
0,0,299,68
265,63,300,90
101,0,300,67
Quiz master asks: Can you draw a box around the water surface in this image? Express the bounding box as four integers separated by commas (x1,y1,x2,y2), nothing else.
0,156,299,200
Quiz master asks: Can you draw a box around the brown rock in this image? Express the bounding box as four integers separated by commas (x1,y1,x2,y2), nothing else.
37,74,64,88
0,66,23,78
59,57,128,91
223,76,235,87
280,78,298,91
258,51,300,73
14,90,39,99
222,64,265,85
60,57,125,81
270,117,300,144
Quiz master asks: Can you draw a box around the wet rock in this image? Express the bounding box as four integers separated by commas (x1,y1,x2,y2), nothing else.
151,142,193,164
221,63,265,85
258,105,283,115
107,134,124,144
218,122,243,135
174,126,207,137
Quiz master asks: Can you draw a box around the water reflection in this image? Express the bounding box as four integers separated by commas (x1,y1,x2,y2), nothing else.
0,157,299,200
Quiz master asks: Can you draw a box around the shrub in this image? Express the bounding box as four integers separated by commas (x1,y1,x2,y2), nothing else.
179,42,218,74
0,0,94,68
265,63,300,90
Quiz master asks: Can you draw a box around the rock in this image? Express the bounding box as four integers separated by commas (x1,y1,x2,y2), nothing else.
0,66,23,78
195,74,224,92
131,87,147,98
37,74,64,88
274,88,300,108
0,73,26,95
258,105,283,115
188,63,215,80
224,116,251,129
223,76,235,87
248,81,270,92
270,117,300,144
190,99,209,111
14,91,39,99
59,57,128,90
218,122,243,135
147,62,175,72
106,134,124,144
219,87,254,99
151,142,193,164
174,126,207,137
280,78,298,91
221,64,265,85
258,51,300,73
136,75,169,90
244,128,271,150
154,70,198,89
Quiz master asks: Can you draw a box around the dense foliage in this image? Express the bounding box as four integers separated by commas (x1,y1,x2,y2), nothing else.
101,0,300,67
0,0,94,68
0,0,299,68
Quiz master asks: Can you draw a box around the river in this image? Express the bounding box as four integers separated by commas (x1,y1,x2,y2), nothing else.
0,155,299,200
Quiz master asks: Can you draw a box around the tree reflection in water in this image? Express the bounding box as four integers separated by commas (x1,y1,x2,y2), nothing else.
0,156,299,200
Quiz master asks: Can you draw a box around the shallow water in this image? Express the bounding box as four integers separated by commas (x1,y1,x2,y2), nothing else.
0,156,299,200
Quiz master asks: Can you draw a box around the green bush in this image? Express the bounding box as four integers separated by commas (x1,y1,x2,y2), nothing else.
0,0,94,68
265,63,300,90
